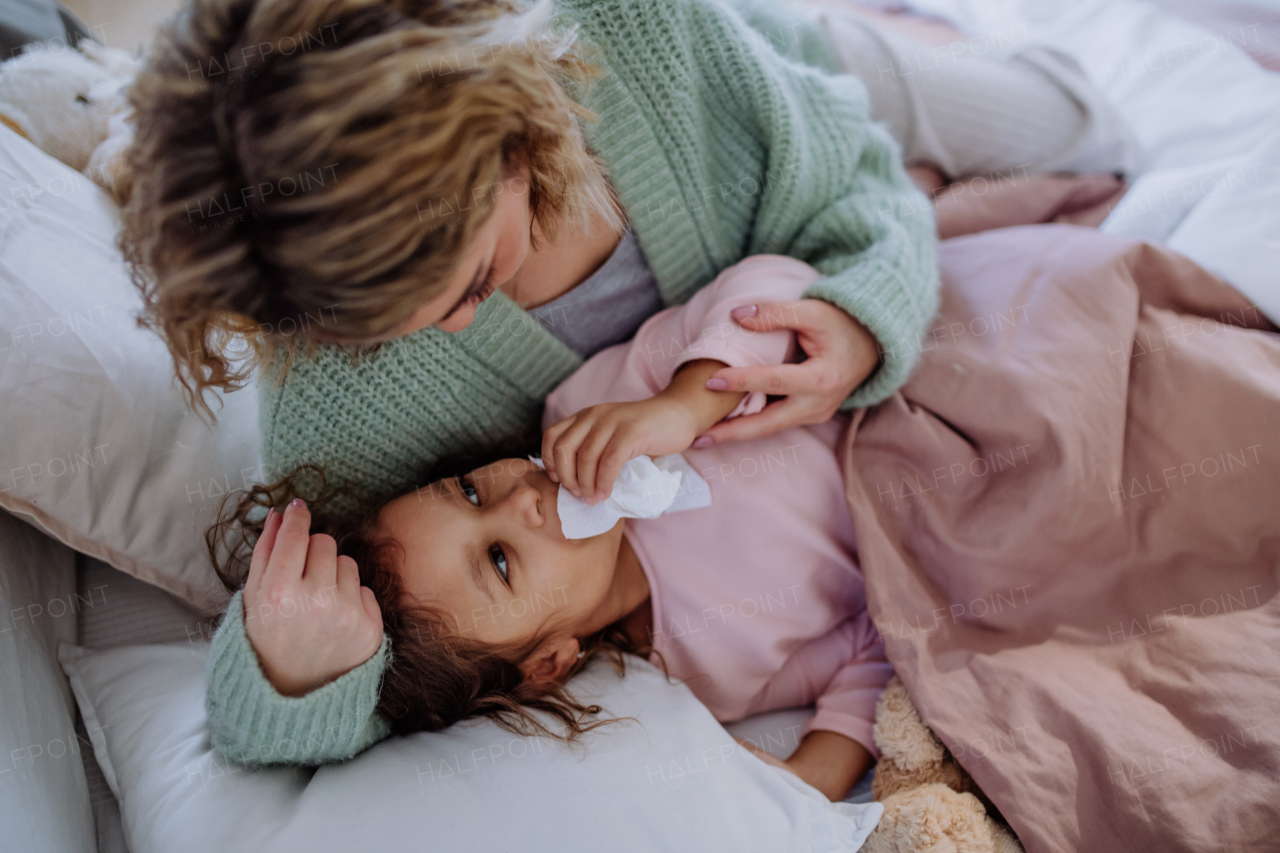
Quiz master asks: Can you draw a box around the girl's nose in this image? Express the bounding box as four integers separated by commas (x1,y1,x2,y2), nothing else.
501,480,544,529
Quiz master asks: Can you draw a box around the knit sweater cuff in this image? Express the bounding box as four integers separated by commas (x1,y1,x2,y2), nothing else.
205,590,392,766
804,254,939,410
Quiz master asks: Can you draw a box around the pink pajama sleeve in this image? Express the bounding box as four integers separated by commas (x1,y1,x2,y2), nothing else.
751,613,892,759
801,614,893,758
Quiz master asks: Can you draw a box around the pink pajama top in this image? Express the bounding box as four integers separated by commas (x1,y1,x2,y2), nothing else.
543,255,893,757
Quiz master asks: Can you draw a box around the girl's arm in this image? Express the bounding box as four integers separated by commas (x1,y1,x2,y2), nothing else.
736,730,871,802
786,730,874,802
541,358,740,500
741,614,891,800
542,256,820,501
797,615,892,799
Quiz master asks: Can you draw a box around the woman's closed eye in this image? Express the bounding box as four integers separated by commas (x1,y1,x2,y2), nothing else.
443,269,496,323
467,271,497,308
459,475,511,585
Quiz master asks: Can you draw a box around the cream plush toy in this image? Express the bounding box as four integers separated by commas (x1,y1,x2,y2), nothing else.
864,677,1024,853
0,41,138,198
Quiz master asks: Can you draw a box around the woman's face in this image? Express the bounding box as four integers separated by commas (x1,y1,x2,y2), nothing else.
376,458,624,649
387,159,535,338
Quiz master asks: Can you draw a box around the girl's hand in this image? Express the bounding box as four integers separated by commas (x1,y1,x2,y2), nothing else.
541,398,699,506
241,500,384,697
785,731,873,802
698,299,880,445
736,733,872,803
735,737,798,775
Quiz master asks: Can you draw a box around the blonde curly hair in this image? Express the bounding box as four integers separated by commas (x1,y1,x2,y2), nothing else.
122,0,623,419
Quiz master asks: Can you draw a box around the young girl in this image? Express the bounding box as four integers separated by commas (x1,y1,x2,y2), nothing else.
209,253,888,801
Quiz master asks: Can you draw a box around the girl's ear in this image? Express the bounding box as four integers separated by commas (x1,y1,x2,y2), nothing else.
519,635,580,686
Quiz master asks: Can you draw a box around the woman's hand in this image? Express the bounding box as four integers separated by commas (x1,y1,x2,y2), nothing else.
697,299,880,445
241,500,384,697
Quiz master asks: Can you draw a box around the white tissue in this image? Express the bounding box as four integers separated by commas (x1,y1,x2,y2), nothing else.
528,454,712,539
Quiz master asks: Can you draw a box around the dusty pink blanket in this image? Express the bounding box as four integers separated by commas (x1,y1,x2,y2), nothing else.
840,225,1280,852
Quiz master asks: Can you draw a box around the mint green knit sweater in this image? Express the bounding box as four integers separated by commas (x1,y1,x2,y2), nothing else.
206,0,939,766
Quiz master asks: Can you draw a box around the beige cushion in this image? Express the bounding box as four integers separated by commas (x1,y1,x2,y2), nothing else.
0,125,259,610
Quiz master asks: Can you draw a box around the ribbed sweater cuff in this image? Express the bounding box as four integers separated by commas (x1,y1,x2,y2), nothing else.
205,590,391,766
804,256,939,410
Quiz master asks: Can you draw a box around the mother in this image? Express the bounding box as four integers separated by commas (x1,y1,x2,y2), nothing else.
122,0,1126,764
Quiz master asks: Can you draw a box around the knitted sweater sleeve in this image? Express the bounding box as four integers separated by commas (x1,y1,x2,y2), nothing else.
205,590,392,766
685,0,940,408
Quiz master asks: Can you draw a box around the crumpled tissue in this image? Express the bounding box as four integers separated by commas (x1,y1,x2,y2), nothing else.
528,454,712,539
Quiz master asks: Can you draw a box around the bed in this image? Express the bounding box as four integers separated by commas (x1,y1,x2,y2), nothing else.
1,0,1277,850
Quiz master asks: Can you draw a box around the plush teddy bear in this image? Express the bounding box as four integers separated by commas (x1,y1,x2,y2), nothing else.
0,40,138,199
863,677,1024,853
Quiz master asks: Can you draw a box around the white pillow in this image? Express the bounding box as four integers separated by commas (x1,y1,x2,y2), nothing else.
0,512,95,853
59,642,882,853
0,125,261,610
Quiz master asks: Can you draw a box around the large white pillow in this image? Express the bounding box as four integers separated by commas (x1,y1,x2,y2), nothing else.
0,125,260,610
59,642,882,853
0,512,95,853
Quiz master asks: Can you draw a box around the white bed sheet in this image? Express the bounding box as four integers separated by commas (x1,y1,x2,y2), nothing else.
907,0,1280,322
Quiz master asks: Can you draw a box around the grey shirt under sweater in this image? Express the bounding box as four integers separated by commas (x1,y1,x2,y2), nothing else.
527,227,664,359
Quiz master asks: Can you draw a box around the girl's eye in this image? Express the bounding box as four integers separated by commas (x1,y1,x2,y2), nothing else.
488,544,509,584
460,475,480,506
460,475,508,584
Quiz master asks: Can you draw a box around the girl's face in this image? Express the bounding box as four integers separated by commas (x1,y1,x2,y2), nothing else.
376,458,625,650
382,158,535,339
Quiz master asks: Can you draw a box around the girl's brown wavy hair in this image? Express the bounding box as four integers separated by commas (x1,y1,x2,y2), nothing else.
206,448,648,741
123,0,623,420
